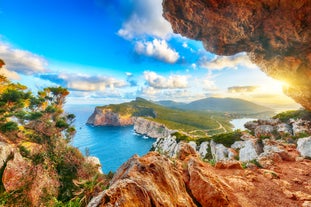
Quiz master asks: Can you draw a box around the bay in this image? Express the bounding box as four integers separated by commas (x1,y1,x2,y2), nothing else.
65,104,155,174
230,118,256,130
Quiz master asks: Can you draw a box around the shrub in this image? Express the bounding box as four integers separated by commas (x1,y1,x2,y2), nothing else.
210,130,242,147
273,109,311,122
172,131,192,143
0,121,18,132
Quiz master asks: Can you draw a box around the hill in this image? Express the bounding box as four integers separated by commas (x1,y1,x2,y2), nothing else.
91,97,233,136
157,97,273,114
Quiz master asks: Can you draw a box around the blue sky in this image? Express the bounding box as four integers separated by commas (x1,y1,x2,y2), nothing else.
0,0,298,109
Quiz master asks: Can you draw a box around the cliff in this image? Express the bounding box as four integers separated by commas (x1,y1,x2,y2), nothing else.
87,107,134,126
134,117,173,139
89,142,311,207
162,0,311,110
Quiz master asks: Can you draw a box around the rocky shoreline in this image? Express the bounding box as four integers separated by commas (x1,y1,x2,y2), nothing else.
87,107,173,139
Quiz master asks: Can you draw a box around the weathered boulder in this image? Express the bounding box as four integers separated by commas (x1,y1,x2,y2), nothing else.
87,107,134,126
254,125,275,138
239,139,263,162
244,120,260,132
163,0,311,110
198,141,209,158
186,158,237,207
2,152,34,192
291,119,311,136
188,141,197,151
276,123,293,136
231,141,245,149
297,137,311,158
93,152,197,207
134,117,172,139
258,139,296,167
0,142,13,170
152,136,180,157
210,140,229,161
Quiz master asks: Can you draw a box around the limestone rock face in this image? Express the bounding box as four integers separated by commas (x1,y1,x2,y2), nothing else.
134,117,172,139
95,152,197,207
163,0,311,110
198,141,209,158
297,137,311,158
254,125,275,138
239,139,263,162
0,142,13,170
152,136,180,157
87,107,134,126
210,141,229,161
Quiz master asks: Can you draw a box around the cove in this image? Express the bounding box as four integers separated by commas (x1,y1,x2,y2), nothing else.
65,104,155,173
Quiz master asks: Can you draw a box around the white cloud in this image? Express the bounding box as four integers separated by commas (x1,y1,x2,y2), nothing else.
117,0,172,39
0,42,47,75
39,73,128,91
200,52,258,71
135,39,179,63
143,71,188,89
0,66,20,80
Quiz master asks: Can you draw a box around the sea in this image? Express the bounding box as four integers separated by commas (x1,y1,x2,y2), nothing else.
65,104,155,174
65,104,255,173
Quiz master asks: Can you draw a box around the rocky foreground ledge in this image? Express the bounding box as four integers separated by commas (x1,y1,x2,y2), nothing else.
88,117,311,207
88,143,311,207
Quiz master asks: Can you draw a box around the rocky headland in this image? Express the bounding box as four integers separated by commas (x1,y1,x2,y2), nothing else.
87,107,172,139
87,107,134,126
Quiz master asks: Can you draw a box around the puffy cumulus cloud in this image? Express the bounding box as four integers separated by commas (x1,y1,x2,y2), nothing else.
135,39,179,63
0,65,20,80
228,85,259,93
144,71,188,89
117,0,172,39
200,52,258,71
0,42,47,75
39,73,127,91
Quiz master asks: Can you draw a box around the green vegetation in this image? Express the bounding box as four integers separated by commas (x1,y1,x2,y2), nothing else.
0,60,108,206
273,109,311,122
172,130,243,148
99,97,233,136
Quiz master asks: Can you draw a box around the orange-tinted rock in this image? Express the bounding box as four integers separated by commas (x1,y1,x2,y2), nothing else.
2,152,34,192
2,152,60,207
163,0,311,110
90,143,311,207
97,152,197,207
28,164,60,206
187,158,240,207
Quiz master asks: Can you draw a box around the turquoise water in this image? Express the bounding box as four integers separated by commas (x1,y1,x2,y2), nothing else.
65,104,155,173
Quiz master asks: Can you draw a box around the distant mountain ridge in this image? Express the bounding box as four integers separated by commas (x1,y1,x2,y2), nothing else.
157,97,273,114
